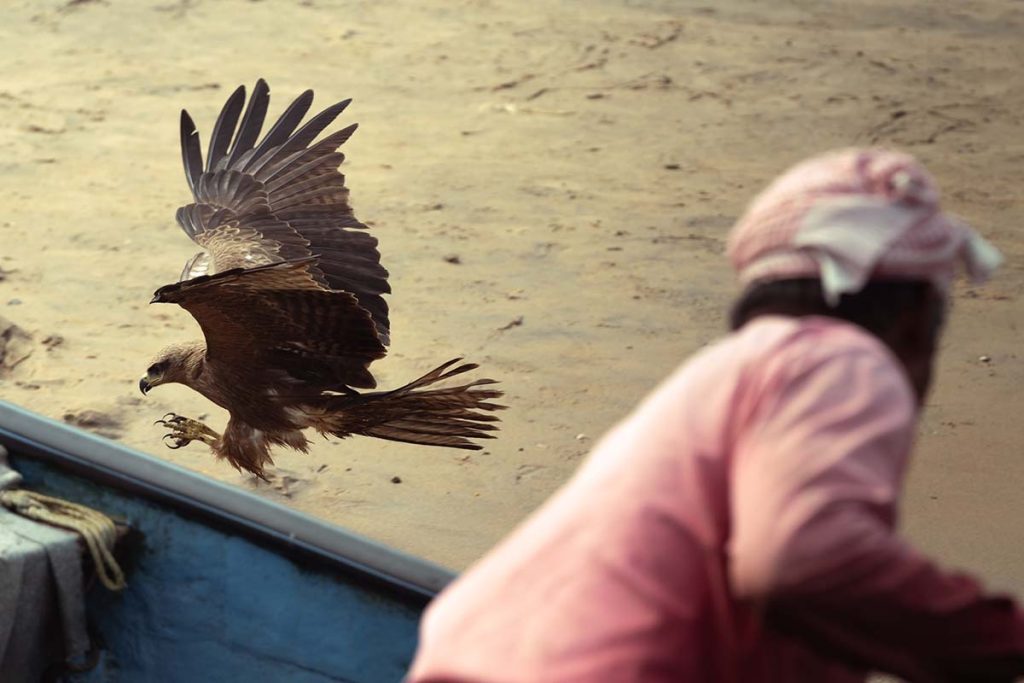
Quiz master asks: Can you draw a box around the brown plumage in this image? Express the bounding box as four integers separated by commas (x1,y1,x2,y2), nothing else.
140,80,503,479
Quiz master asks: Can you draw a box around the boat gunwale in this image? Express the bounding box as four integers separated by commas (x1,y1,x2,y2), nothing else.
0,400,454,604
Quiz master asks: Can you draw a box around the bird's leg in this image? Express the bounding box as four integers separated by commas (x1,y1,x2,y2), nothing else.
154,413,220,450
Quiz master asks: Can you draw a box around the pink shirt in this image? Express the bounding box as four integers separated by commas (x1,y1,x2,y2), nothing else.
409,317,1024,682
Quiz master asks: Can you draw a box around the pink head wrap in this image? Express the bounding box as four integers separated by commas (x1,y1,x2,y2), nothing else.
727,148,1002,304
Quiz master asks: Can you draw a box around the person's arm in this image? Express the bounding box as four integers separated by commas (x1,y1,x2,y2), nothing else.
728,343,1024,682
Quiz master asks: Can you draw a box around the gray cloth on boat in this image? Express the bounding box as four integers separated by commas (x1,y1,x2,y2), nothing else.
0,444,90,682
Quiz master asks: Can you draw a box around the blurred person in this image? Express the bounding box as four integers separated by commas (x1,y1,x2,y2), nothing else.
407,149,1024,682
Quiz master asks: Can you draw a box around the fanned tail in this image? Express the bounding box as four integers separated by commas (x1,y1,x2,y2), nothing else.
317,358,505,449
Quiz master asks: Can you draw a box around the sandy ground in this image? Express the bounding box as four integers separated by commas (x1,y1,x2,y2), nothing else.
0,0,1021,599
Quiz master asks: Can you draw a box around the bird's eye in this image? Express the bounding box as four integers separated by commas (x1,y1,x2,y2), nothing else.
147,363,163,375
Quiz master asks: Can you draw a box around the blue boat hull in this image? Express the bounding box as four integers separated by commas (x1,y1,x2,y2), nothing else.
0,402,452,682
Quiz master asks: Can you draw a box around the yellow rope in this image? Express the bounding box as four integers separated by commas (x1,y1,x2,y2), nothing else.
0,489,126,591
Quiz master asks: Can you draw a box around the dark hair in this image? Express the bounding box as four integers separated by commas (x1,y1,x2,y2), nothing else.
729,278,945,346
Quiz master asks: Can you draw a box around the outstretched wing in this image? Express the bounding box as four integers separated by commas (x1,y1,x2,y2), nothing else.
153,260,387,389
175,79,391,345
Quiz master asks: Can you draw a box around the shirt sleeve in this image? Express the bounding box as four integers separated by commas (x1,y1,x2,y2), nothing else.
727,336,1024,682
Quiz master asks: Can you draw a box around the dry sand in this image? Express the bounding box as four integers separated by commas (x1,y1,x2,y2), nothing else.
0,0,1021,597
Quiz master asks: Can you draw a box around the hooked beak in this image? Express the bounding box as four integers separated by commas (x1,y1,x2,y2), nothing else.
139,378,151,395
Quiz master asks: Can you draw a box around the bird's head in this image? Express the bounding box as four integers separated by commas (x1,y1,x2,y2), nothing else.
139,345,198,395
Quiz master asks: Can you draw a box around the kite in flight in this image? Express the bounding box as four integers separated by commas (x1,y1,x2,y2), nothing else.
139,80,503,479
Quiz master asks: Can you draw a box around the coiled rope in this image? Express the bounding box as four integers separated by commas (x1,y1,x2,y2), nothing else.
0,489,126,591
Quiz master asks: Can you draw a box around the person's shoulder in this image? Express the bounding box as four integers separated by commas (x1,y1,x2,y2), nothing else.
734,315,915,404
736,315,895,363
700,315,886,374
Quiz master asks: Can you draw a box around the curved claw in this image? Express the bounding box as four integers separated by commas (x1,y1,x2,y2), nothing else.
162,434,189,450
154,413,217,451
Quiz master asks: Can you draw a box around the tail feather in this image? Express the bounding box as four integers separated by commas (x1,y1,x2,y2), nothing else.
317,359,505,450
391,357,478,391
361,427,489,450
378,417,500,435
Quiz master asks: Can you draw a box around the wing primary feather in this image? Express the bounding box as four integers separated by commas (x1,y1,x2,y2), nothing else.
264,133,352,188
270,173,345,203
226,78,270,168
287,98,352,149
206,84,246,172
249,99,353,179
180,110,203,196
248,89,314,167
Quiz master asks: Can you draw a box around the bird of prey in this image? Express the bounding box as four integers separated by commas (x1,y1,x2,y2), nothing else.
139,79,503,479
